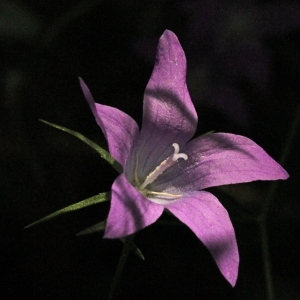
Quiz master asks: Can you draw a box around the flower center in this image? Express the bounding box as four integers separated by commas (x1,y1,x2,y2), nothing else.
135,143,187,200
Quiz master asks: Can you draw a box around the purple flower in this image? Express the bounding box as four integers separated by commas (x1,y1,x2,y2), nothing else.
79,30,288,286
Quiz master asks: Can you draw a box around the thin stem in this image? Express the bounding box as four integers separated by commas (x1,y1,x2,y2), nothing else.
261,105,300,219
259,104,300,300
107,234,135,300
259,221,274,300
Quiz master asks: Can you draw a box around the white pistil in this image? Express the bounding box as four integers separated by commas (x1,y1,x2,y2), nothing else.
139,143,187,190
172,143,188,161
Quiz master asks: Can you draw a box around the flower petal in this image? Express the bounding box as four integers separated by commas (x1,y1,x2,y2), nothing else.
127,30,198,180
79,78,139,167
152,133,288,192
166,191,239,286
104,174,164,238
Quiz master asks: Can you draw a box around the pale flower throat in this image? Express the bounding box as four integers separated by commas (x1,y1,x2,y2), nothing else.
134,143,188,199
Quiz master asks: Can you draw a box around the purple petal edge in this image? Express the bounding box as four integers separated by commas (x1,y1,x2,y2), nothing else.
152,133,288,192
79,78,139,166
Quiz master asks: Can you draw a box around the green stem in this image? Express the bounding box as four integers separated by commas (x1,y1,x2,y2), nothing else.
107,234,135,300
259,221,274,300
259,104,300,300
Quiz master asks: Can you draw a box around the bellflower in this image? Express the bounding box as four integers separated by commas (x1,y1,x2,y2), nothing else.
79,30,288,286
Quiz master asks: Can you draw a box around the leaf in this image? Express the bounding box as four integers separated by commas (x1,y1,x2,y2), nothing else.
40,119,122,173
25,192,110,229
76,220,106,236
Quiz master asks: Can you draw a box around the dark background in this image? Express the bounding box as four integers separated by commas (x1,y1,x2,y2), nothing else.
1,0,300,299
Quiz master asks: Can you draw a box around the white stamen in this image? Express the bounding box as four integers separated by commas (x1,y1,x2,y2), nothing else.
139,143,188,190
145,190,183,199
172,143,188,161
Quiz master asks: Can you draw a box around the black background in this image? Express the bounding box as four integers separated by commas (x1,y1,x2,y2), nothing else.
1,1,300,299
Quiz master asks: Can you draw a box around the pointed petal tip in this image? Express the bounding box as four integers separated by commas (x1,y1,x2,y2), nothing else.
160,29,181,47
161,29,176,38
265,162,289,181
78,76,84,85
281,168,289,180
78,77,89,93
227,270,238,287
78,77,96,108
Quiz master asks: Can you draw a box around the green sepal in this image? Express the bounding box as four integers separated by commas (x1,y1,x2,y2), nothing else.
120,238,145,260
76,220,106,236
40,119,122,173
202,130,215,136
25,192,110,229
77,222,145,260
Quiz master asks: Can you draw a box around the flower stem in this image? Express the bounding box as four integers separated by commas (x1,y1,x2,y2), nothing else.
259,221,274,300
259,104,300,300
107,234,135,300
